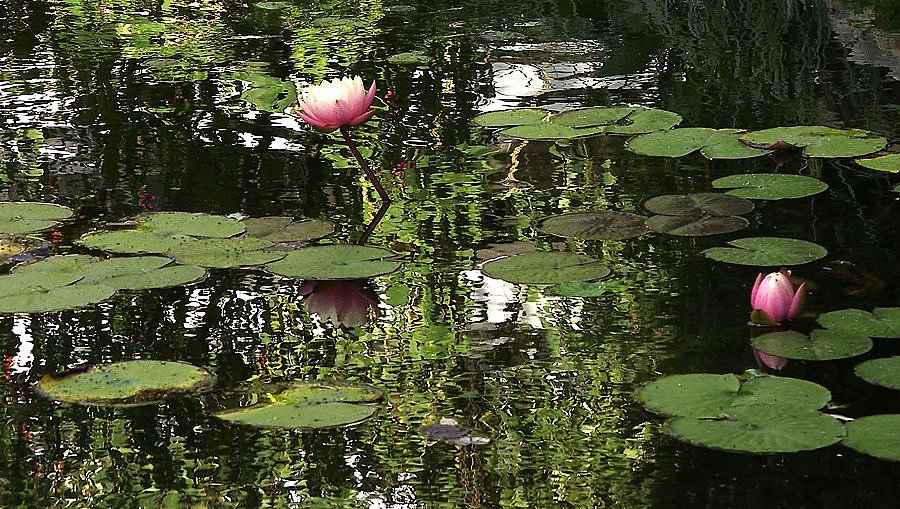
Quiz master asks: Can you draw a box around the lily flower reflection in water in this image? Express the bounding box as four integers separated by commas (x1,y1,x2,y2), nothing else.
299,279,379,327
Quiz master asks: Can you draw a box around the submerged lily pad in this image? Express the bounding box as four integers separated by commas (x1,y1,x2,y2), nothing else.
243,216,334,243
646,215,749,236
644,193,754,217
0,202,74,235
501,123,603,140
545,280,629,297
842,414,900,461
626,128,769,159
669,404,845,454
387,51,430,66
855,357,900,390
740,126,887,158
702,237,828,266
817,308,900,338
481,251,610,285
167,238,285,268
215,381,382,429
266,245,400,279
78,230,188,254
37,361,215,407
712,174,828,200
751,329,873,361
855,153,900,173
638,373,831,418
472,109,549,127
538,211,651,240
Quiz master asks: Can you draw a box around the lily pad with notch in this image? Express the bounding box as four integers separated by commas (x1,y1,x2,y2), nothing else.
702,237,828,266
740,126,887,158
842,414,900,461
538,211,651,240
855,357,900,390
139,212,246,238
37,360,216,407
751,329,873,361
817,307,900,338
712,174,828,200
243,216,334,243
626,128,770,159
214,381,382,429
0,201,74,235
14,254,206,291
855,153,900,173
78,230,189,255
472,109,549,128
481,251,610,285
646,215,749,236
266,245,401,280
644,193,754,217
550,106,682,134
167,238,286,269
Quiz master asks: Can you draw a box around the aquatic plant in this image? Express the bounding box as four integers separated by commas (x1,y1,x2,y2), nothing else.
750,270,806,326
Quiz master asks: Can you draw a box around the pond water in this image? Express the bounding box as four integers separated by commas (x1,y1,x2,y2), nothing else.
1,0,899,507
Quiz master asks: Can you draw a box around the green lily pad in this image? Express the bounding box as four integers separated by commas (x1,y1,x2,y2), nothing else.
387,51,430,66
702,237,828,266
0,271,115,314
501,123,603,140
481,251,610,285
638,373,831,418
167,238,285,268
668,404,845,454
751,329,873,361
266,245,401,280
0,202,74,235
472,109,549,127
646,215,749,236
140,212,246,238
78,230,187,254
214,381,382,429
13,254,101,274
855,153,900,173
545,280,629,297
740,126,887,158
236,72,297,113
843,414,900,461
643,193,754,217
538,211,651,240
549,107,638,128
242,216,334,243
855,357,900,390
817,308,900,338
712,174,829,200
626,128,769,159
13,254,206,291
37,361,216,407
604,108,683,135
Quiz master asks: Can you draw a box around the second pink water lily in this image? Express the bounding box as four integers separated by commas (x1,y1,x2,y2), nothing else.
750,270,806,326
293,76,377,132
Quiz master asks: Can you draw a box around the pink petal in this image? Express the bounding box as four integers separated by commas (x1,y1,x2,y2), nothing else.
750,273,764,308
347,109,376,127
788,282,807,320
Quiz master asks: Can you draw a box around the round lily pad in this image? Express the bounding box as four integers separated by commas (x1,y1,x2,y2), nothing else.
550,107,638,128
817,308,900,338
167,238,285,268
387,51,430,66
855,153,900,173
0,201,74,235
855,357,900,390
266,245,400,280
472,109,548,127
712,174,828,200
0,271,115,314
843,414,900,461
646,215,749,236
481,251,610,285
538,211,651,240
740,126,887,158
139,212,246,238
638,373,831,418
668,404,845,454
501,123,603,140
214,381,382,429
702,237,828,266
37,360,216,407
242,216,334,243
601,107,683,135
644,193,754,217
78,230,187,254
626,128,769,159
83,257,206,290
751,329,873,361
13,254,101,274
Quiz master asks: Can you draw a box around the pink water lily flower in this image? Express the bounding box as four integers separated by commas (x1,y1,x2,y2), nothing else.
750,270,807,326
293,76,376,132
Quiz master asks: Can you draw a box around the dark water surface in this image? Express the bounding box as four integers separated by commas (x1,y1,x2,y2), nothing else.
1,1,899,507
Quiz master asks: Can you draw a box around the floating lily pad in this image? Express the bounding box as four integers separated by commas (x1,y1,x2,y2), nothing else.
602,107,683,135
501,123,603,140
0,271,115,314
646,215,749,236
0,202,74,235
475,241,536,261
712,174,828,200
644,193,754,217
638,373,831,418
481,251,610,285
855,154,900,173
740,126,887,158
266,245,401,280
626,128,769,159
472,109,548,127
78,230,187,254
549,107,638,128
167,238,285,268
37,360,215,407
243,216,334,243
83,257,206,290
387,51,430,66
421,418,491,446
545,280,629,297
214,381,382,429
843,414,900,461
236,72,297,113
751,329,873,361
855,357,900,390
538,211,651,240
668,404,845,454
12,254,100,274
140,212,246,238
817,308,900,338
702,237,828,266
